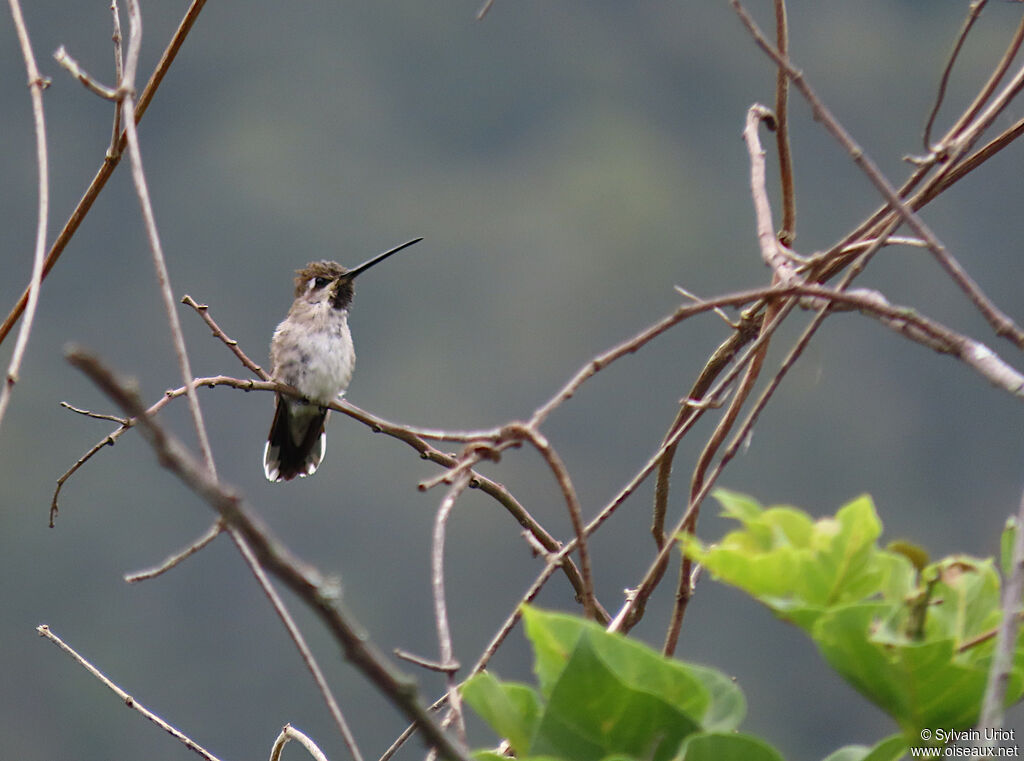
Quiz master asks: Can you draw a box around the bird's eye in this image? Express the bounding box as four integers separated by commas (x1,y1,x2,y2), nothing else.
312,276,331,289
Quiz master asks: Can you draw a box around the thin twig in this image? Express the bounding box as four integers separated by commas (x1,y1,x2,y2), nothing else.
108,0,124,158
514,424,598,621
380,555,564,761
124,521,224,582
744,104,801,282
37,625,224,761
431,473,472,747
648,313,761,628
934,10,1024,155
923,0,988,150
0,0,209,347
773,0,796,245
59,401,128,425
183,295,269,378
394,649,460,674
270,724,330,761
53,46,118,99
117,0,217,476
0,0,50,433
475,0,496,21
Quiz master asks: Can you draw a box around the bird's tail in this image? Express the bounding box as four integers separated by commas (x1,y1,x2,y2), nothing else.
263,395,328,482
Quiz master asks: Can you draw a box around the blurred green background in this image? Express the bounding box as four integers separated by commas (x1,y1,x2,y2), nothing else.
2,1,1023,758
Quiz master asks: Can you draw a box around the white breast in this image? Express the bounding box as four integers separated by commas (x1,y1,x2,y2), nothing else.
271,309,356,404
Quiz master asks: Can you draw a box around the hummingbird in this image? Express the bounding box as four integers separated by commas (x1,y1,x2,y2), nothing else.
263,237,422,482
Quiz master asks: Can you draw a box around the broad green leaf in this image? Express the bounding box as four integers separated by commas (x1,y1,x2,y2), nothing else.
683,491,1024,737
530,631,701,761
796,495,883,607
677,731,786,761
683,662,745,732
922,557,1001,647
684,494,890,630
813,603,1022,733
460,672,540,755
522,607,709,761
523,605,587,697
522,607,712,719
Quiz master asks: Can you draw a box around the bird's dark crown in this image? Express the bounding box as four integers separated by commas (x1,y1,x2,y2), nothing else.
293,260,355,310
293,261,347,297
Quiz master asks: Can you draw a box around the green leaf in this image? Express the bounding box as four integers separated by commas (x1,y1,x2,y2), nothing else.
521,607,715,720
812,603,1021,733
820,734,907,761
860,734,911,761
523,608,707,761
712,488,765,522
681,491,1024,738
684,494,890,630
683,662,746,732
796,495,883,607
923,557,1001,647
461,607,752,761
677,731,786,761
460,672,540,755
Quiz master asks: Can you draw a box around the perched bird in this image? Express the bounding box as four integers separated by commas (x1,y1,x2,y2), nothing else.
263,238,422,481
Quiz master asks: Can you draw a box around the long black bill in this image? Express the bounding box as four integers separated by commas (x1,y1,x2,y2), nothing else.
345,237,423,280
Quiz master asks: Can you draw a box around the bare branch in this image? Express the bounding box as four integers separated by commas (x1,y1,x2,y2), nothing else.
923,0,988,150
515,424,598,621
114,0,217,478
394,650,460,674
270,724,330,761
0,0,51,432
37,625,224,761
182,295,270,379
772,0,796,245
53,45,118,99
59,401,128,425
123,521,224,582
743,103,802,281
431,472,472,747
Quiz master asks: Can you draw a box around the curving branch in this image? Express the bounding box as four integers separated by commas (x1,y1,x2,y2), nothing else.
0,0,51,432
